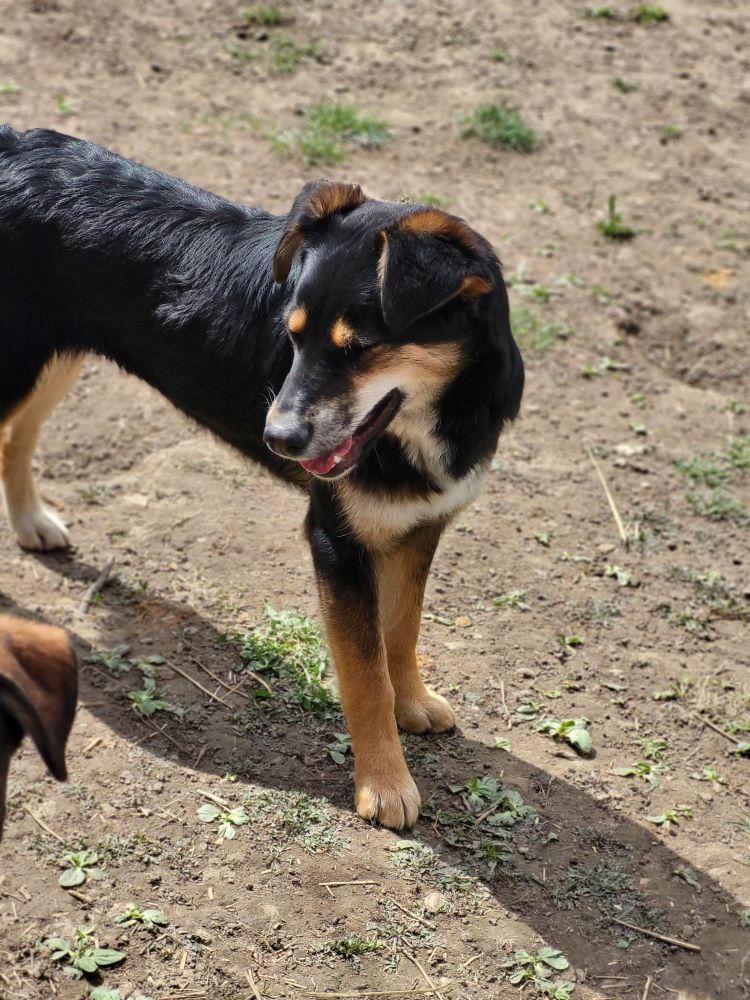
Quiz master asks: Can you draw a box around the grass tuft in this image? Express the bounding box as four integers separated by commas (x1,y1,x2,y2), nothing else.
461,103,537,153
597,195,636,240
630,3,669,23
271,35,319,75
242,4,284,25
273,100,390,165
510,307,571,356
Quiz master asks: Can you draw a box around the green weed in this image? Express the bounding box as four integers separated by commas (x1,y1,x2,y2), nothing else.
43,927,124,978
197,802,249,840
687,488,750,526
585,5,618,18
242,4,283,25
501,948,573,997
56,94,75,116
661,124,682,142
271,36,319,75
612,76,637,93
493,589,530,610
597,195,635,240
115,904,169,930
630,3,669,23
461,103,537,153
273,100,389,165
510,307,569,356
536,717,592,755
232,602,335,714
646,804,692,830
58,849,106,889
0,82,21,94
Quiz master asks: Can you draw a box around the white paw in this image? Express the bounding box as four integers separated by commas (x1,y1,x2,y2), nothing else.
12,506,71,551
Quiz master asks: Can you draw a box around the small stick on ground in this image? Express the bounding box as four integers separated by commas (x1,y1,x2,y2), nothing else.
193,744,209,769
691,711,743,746
499,679,509,718
67,889,92,905
298,992,433,999
24,808,67,845
81,736,102,755
198,788,232,809
387,897,436,931
642,976,653,1000
611,918,701,952
189,654,265,697
319,880,379,888
246,968,262,1000
166,661,233,709
405,952,444,1000
78,559,114,615
587,446,628,546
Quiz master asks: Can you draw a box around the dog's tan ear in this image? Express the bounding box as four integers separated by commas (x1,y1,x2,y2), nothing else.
273,180,366,283
0,616,77,839
378,208,493,335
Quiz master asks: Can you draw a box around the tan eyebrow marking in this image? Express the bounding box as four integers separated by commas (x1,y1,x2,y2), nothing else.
288,306,307,334
331,317,356,348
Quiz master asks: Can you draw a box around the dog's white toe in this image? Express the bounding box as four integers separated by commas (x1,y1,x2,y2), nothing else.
13,507,71,551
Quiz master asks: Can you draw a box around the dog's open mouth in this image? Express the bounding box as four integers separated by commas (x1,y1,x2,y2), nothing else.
300,390,403,478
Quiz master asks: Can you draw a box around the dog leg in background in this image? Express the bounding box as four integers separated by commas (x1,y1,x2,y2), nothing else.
308,514,420,830
1,354,83,551
377,523,456,735
0,615,78,839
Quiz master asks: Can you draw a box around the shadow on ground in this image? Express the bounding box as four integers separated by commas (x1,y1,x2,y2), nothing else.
1,550,747,1000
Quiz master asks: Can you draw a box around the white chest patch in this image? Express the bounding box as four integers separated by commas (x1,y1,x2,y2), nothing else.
339,464,487,547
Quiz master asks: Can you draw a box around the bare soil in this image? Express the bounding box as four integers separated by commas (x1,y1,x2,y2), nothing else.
1,1,749,999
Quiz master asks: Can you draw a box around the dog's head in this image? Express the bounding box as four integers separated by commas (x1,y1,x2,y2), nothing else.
0,616,77,839
264,180,520,479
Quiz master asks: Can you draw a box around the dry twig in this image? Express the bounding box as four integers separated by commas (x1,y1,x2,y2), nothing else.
78,560,114,614
611,918,700,952
587,446,628,545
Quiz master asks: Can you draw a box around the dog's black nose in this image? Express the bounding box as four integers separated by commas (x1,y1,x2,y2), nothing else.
263,417,312,458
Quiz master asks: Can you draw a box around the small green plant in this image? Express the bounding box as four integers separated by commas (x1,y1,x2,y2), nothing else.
461,103,537,153
510,308,570,356
612,76,637,93
613,759,667,784
674,865,700,890
639,736,667,761
128,677,178,717
58,849,106,888
529,198,551,214
242,4,283,24
661,124,682,142
652,677,692,701
691,766,727,791
585,5,618,17
232,603,335,713
489,48,508,61
0,82,21,94
559,635,584,651
501,948,573,996
687,488,750,525
647,804,693,830
44,927,125,978
56,94,75,116
597,195,635,240
197,802,249,840
271,36,319,75
536,718,592,755
326,732,351,764
450,777,537,826
493,589,529,610
115,904,169,930
516,700,543,721
737,910,750,927
273,101,390,166
324,933,382,962
630,3,669,23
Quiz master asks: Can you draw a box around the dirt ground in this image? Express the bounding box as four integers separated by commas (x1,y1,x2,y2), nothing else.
1,1,749,998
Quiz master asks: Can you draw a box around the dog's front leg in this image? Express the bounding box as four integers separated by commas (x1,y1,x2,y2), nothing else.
307,511,420,830
377,522,456,735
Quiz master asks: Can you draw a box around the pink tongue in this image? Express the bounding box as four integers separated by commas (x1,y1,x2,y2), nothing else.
300,436,354,475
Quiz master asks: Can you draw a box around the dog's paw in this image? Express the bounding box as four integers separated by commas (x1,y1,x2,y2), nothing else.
396,687,455,735
355,767,421,830
13,507,70,551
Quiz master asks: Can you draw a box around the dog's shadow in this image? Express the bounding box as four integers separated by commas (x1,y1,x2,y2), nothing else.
2,553,747,998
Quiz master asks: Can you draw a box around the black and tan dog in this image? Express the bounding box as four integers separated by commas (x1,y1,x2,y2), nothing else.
0,126,523,829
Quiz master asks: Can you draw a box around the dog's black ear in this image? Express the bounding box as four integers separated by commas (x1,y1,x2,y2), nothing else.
378,209,492,335
273,180,367,283
0,617,77,840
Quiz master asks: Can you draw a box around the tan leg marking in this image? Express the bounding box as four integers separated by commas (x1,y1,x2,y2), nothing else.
377,524,455,735
1,355,84,551
319,583,420,830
